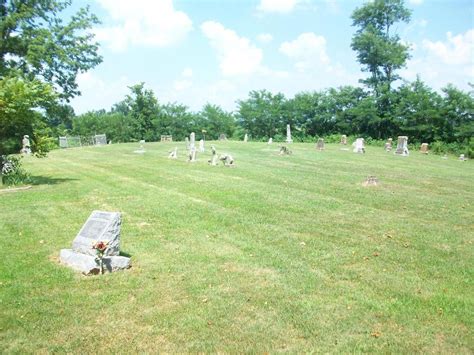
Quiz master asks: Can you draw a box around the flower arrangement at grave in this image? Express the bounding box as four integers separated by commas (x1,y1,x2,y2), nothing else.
92,241,109,274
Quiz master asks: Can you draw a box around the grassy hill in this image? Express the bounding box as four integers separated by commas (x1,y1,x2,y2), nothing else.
1,141,472,352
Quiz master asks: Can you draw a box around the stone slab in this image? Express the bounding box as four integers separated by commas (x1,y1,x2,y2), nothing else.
60,249,130,275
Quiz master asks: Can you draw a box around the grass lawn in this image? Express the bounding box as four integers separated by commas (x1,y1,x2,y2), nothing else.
0,141,473,352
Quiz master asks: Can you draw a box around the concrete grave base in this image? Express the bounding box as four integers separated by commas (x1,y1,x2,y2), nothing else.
60,249,131,275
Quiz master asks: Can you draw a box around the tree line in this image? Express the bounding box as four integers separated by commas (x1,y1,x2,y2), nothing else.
1,0,473,159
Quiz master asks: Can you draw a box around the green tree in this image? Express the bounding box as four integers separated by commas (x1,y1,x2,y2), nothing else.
0,75,57,155
351,0,411,96
439,84,474,143
0,0,102,100
196,103,235,139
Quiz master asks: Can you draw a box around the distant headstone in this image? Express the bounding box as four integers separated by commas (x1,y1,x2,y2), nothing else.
244,133,248,142
185,137,190,150
459,154,467,161
161,135,173,142
94,134,107,146
134,140,146,154
316,138,325,151
268,138,273,144
60,211,130,275
340,135,347,145
220,154,235,167
286,124,293,143
385,138,393,152
21,135,31,154
395,136,409,156
363,176,379,187
279,146,292,155
190,132,196,150
168,147,178,159
209,145,219,166
188,146,197,162
199,139,205,153
420,143,429,154
352,138,365,153
219,133,227,141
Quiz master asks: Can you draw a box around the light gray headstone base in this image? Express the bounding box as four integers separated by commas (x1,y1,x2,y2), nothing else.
60,249,131,275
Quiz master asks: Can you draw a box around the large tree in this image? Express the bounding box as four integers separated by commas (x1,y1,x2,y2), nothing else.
351,0,411,96
0,0,102,100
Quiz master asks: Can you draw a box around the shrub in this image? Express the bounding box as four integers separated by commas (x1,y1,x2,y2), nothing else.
0,155,31,186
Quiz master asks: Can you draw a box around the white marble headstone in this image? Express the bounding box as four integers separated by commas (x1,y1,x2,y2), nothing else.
286,124,293,143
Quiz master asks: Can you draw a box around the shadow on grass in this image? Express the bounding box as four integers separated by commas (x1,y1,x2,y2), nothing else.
30,175,79,186
120,251,132,258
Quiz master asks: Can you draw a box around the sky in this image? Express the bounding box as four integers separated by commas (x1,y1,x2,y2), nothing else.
68,0,474,114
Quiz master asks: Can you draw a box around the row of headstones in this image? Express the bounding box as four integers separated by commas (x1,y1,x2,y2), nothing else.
168,132,235,166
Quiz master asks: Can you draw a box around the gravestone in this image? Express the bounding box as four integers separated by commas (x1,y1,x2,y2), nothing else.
220,154,235,167
395,136,409,156
420,143,429,154
459,154,467,161
134,140,146,154
316,138,325,151
94,134,107,146
168,147,178,159
188,146,197,162
21,135,31,154
286,124,293,143
363,176,379,187
185,137,190,150
199,139,205,153
268,138,273,145
340,135,347,145
385,138,393,152
279,146,292,155
209,145,218,165
352,138,365,153
190,132,196,150
244,133,248,142
219,133,227,141
60,211,130,274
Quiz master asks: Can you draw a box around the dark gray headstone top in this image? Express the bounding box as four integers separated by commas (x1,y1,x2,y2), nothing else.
72,210,121,256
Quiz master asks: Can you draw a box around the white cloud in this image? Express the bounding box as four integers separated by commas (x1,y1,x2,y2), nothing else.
201,21,263,76
257,0,299,13
71,72,131,114
94,0,192,51
422,29,474,65
400,30,474,91
173,67,193,91
408,0,423,5
257,33,274,43
324,0,340,13
279,32,330,71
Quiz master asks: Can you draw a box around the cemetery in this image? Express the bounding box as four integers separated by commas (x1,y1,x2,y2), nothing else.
1,139,472,352
0,0,473,352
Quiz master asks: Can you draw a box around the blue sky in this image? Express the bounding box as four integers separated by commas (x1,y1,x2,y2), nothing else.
69,0,474,114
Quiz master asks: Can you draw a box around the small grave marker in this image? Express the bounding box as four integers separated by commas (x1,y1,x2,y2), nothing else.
316,138,325,151
420,143,429,154
395,136,409,156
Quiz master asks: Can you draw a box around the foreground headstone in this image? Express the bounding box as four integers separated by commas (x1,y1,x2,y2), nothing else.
286,124,293,143
316,138,325,151
244,133,248,142
385,138,393,152
420,143,429,154
352,138,365,153
168,147,178,159
268,138,273,144
395,136,409,156
60,211,130,275
340,135,347,145
190,132,196,150
199,139,205,153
